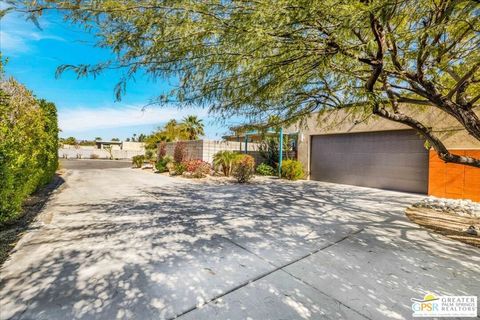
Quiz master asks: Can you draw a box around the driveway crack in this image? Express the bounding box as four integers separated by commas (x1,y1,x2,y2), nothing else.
173,228,366,320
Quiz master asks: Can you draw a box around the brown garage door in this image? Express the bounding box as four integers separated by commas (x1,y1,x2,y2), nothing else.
310,130,429,193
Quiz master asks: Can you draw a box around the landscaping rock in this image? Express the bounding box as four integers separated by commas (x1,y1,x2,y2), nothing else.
413,196,480,218
465,225,478,236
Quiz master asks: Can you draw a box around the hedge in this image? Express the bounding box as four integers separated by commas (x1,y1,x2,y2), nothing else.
0,78,59,224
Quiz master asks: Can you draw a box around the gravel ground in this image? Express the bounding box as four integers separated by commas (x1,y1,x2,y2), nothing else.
413,196,480,218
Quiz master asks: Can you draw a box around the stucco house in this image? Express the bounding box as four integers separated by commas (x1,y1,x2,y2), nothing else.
287,105,480,201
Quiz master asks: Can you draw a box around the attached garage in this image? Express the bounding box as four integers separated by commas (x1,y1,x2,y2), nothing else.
310,130,429,194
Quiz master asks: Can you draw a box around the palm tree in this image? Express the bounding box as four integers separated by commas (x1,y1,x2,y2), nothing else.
182,115,205,140
137,133,147,142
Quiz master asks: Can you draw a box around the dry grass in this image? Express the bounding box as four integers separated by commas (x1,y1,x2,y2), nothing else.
405,207,480,248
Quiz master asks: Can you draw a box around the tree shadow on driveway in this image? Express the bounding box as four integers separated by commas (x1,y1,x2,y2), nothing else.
1,180,478,319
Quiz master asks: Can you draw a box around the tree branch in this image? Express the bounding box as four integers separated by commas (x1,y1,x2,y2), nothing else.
469,93,480,105
396,96,433,106
373,102,480,168
446,61,480,99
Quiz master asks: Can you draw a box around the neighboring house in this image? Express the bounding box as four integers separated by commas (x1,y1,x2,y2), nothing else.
287,105,480,201
95,140,122,150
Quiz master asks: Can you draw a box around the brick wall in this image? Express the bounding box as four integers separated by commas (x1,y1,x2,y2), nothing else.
163,140,263,165
428,150,480,202
202,140,262,164
164,140,204,161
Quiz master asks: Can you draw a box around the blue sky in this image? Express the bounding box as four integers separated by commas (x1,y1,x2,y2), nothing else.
0,7,235,140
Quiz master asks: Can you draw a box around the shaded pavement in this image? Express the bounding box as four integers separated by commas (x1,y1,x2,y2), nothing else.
1,165,478,319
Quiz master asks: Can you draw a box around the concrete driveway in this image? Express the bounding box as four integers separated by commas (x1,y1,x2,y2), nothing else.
1,163,479,319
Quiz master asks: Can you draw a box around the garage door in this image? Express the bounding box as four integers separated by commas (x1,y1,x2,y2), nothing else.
310,130,429,193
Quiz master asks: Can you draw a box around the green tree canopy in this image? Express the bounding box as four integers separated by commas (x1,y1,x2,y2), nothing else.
13,0,480,167
64,136,77,145
143,115,202,149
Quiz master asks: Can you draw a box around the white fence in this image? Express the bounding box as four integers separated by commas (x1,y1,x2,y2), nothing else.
58,148,144,160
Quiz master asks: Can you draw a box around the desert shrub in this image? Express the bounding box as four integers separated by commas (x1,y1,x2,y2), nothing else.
157,141,167,158
256,163,275,176
166,161,187,175
103,145,113,160
281,160,304,180
213,150,237,176
166,162,175,175
90,154,99,159
132,155,145,168
155,156,172,173
173,141,187,163
0,79,59,224
173,162,186,175
183,159,211,178
145,149,155,161
233,154,255,183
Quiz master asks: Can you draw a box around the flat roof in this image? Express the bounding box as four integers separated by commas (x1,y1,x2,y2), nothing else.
95,141,122,144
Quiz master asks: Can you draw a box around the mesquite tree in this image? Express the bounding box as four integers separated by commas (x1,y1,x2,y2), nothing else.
10,0,480,167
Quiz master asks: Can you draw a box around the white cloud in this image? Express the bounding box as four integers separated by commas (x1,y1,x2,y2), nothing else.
58,105,209,133
0,30,29,53
27,31,66,42
0,11,65,54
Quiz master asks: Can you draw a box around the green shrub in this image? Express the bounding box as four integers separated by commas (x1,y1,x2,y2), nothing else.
155,156,172,172
233,154,255,183
281,160,304,180
173,162,186,175
213,150,237,176
166,161,187,176
256,163,275,176
132,155,145,168
0,79,59,224
258,138,279,168
38,100,59,185
145,149,155,161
